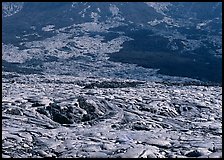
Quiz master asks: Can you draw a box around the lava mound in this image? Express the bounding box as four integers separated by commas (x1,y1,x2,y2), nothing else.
36,96,114,125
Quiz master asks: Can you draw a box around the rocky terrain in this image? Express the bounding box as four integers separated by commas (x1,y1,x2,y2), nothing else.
2,72,222,158
2,2,222,83
2,2,222,158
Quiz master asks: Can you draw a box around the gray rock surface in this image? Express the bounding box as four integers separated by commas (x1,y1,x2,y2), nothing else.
2,73,222,158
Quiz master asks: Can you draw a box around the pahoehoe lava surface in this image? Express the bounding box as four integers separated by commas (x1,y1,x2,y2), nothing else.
2,74,222,158
2,2,222,158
